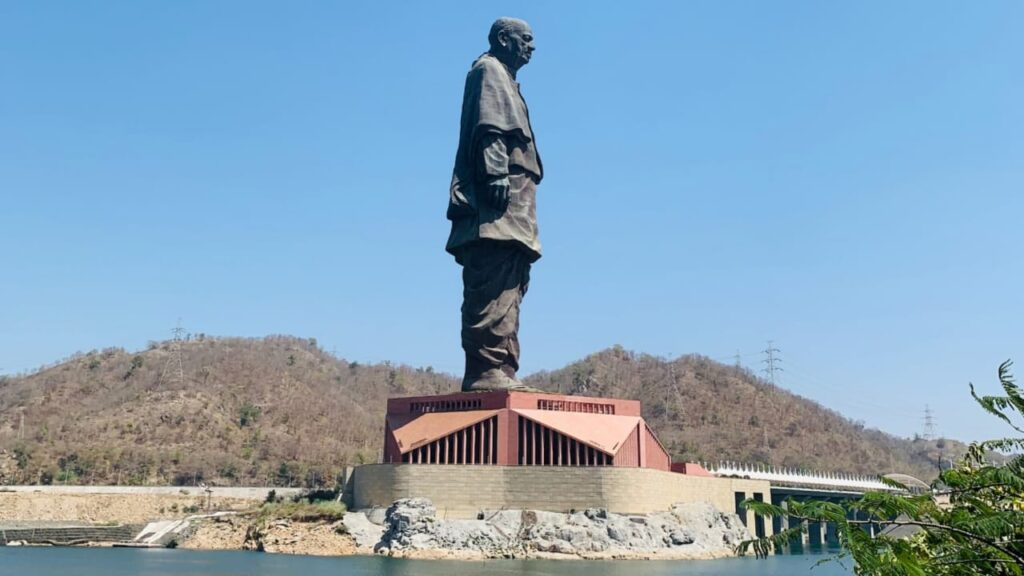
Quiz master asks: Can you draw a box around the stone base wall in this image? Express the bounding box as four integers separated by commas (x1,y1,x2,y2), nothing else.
353,464,772,535
0,486,302,500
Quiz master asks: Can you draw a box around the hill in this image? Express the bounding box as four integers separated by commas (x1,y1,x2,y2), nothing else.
525,346,961,481
0,336,958,486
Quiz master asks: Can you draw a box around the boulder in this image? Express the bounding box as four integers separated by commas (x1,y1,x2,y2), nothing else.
369,498,751,559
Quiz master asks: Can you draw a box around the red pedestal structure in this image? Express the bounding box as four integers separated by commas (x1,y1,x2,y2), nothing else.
383,390,671,471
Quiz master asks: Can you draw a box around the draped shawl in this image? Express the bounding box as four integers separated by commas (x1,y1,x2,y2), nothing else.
446,54,543,263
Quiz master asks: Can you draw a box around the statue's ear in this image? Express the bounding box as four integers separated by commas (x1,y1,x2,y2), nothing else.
496,29,509,48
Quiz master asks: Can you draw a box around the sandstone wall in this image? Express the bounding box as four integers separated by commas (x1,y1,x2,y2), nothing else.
352,464,771,535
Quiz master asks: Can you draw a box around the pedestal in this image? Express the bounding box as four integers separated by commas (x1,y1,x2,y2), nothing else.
383,390,671,470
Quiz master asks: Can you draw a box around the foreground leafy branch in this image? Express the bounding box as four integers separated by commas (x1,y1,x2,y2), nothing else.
738,360,1024,575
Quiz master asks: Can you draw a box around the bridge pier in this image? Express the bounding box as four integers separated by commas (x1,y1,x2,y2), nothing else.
772,502,786,540
825,520,839,546
807,519,822,547
752,492,766,538
850,507,877,538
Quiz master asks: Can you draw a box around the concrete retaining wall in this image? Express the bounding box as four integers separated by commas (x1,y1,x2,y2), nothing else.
353,464,772,535
0,486,302,500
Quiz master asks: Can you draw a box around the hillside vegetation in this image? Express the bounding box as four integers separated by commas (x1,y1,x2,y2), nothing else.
526,347,960,481
0,336,957,486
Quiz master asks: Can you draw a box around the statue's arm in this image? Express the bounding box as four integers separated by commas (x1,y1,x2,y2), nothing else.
477,132,511,212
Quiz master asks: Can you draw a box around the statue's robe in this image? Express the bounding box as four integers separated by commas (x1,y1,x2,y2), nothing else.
446,54,544,386
447,53,543,263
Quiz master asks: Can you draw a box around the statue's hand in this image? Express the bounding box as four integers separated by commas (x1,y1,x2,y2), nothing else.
486,177,511,212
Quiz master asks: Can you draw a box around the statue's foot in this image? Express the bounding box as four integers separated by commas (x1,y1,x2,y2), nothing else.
462,368,534,392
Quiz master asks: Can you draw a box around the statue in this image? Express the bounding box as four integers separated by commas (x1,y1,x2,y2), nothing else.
446,17,543,391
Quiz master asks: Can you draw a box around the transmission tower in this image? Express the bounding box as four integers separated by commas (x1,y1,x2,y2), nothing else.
923,405,937,441
163,319,186,386
734,350,742,369
761,341,782,385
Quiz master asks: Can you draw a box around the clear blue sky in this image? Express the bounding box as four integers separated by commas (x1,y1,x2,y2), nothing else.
2,2,1021,443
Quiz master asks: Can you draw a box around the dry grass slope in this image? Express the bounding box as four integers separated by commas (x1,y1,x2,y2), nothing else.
0,336,453,486
0,337,957,485
525,346,962,481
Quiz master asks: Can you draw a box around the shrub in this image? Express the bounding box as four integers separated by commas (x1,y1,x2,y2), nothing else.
740,360,1024,574
256,500,346,523
239,403,261,428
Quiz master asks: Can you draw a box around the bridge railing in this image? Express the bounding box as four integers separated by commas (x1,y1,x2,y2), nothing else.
703,461,900,493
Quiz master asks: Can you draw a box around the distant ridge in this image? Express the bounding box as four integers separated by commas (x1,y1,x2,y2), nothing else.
0,336,958,486
525,346,960,481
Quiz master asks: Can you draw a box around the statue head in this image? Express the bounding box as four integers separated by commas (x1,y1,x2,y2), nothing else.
487,17,534,73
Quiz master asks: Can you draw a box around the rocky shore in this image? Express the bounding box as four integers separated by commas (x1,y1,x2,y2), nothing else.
347,497,750,560
181,513,356,556
1,491,749,560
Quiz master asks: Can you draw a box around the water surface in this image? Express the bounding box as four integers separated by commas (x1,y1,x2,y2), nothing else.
0,548,853,576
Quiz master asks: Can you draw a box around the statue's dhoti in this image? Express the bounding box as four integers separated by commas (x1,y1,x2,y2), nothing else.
458,239,531,390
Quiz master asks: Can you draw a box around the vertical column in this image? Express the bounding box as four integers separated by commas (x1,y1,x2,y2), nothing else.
807,519,821,547
540,427,547,465
484,418,490,464
469,423,476,465
734,491,748,532
753,493,766,538
533,421,540,465
780,500,790,546
384,421,394,463
507,412,519,467
637,422,647,468
746,495,756,534
495,410,510,465
482,419,489,464
786,500,803,551
515,417,522,465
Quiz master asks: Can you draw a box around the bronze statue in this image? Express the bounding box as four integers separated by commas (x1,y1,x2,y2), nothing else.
446,17,543,391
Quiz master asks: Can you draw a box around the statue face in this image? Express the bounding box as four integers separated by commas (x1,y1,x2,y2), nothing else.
500,24,535,69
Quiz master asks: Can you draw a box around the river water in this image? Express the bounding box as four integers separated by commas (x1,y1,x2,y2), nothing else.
0,548,853,576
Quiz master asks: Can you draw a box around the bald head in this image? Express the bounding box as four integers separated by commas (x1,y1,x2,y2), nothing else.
487,17,535,73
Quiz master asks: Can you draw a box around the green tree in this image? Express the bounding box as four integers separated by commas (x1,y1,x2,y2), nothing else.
239,403,261,428
740,361,1024,575
122,355,144,380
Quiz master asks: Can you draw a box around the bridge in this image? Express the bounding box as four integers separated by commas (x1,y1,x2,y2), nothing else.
701,462,928,548
704,461,902,494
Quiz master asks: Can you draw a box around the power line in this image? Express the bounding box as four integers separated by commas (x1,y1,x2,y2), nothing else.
762,340,783,385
